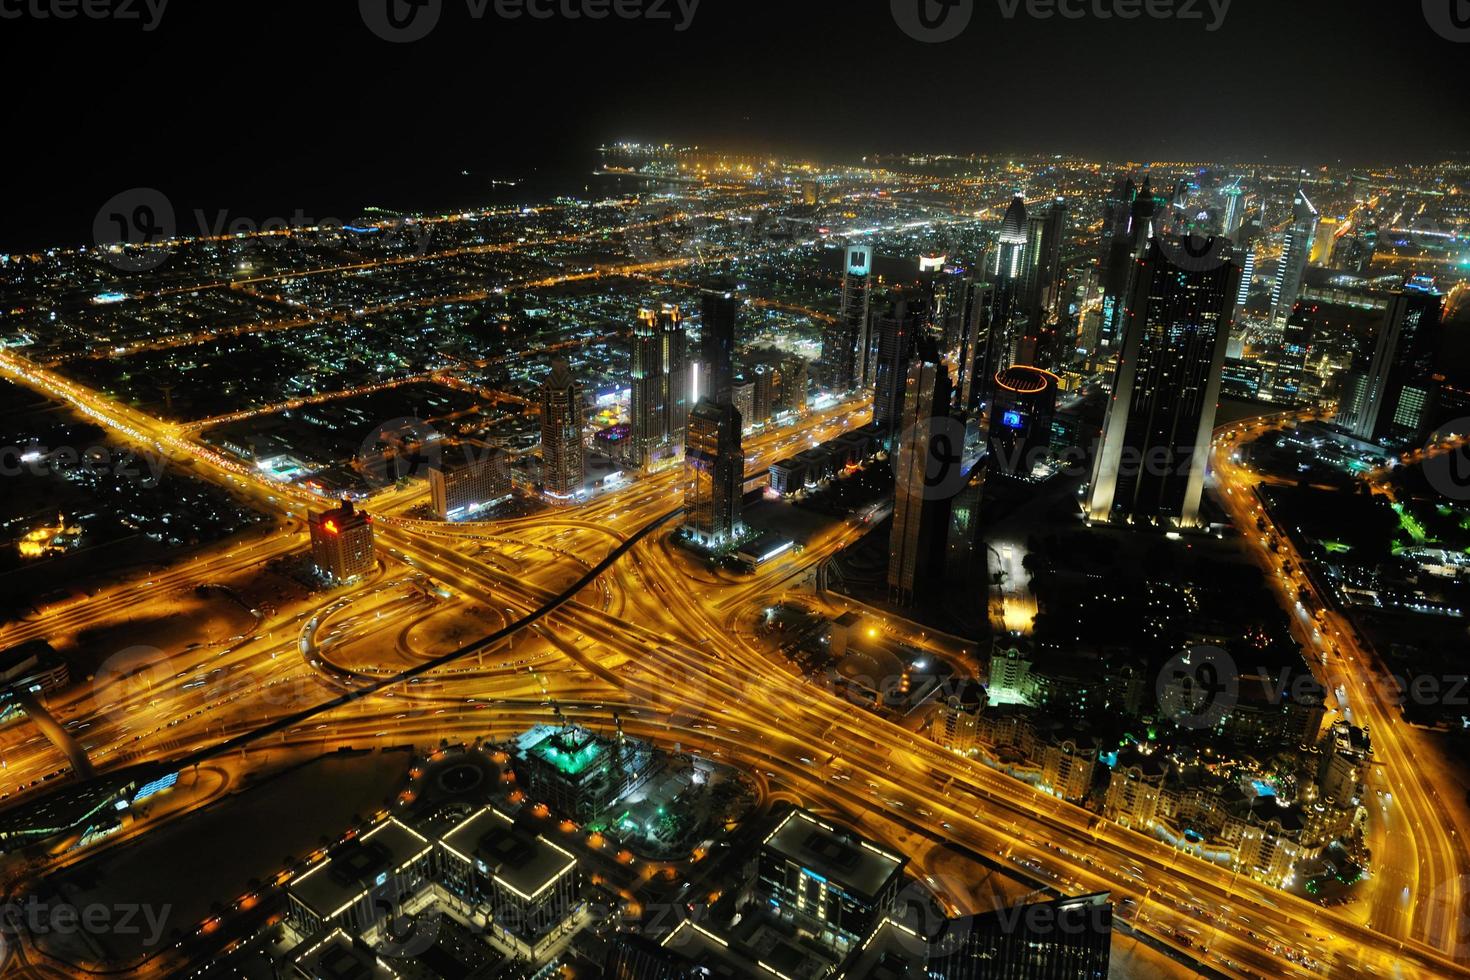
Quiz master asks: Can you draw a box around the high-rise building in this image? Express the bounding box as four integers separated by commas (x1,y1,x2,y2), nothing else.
988,365,1059,479
630,305,687,468
1087,236,1239,528
1270,188,1319,330
1235,247,1256,310
1268,302,1319,406
539,358,584,498
927,893,1112,980
928,260,975,353
821,245,873,391
757,809,906,955
1221,180,1246,237
751,362,773,425
889,343,956,606
945,458,988,583
698,285,737,406
1098,178,1154,351
956,280,997,416
1024,197,1067,319
730,378,756,432
683,400,744,548
429,442,512,519
1335,287,1444,445
870,294,919,445
309,499,375,582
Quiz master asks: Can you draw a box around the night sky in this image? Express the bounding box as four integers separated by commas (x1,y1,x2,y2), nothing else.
4,0,1468,253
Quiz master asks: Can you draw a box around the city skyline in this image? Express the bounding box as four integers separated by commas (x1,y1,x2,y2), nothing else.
0,4,1468,980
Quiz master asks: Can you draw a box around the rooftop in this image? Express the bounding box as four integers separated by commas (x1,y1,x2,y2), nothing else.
440,806,577,902
289,819,431,920
762,810,905,901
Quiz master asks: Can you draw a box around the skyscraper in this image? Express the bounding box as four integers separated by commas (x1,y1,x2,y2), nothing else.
821,245,873,391
1268,302,1319,406
1221,179,1246,238
430,442,512,518
956,279,997,416
630,305,687,468
870,294,919,446
1022,197,1066,321
309,500,375,582
988,365,1059,480
1270,188,1319,331
889,342,956,606
683,400,744,547
1098,178,1154,352
1087,236,1240,528
973,195,1030,401
698,285,737,406
540,358,585,498
1335,286,1444,445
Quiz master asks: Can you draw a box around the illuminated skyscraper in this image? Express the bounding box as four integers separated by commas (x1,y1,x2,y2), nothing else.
1221,179,1246,237
956,279,997,415
971,195,1030,402
1270,187,1318,330
1234,248,1256,310
821,245,873,391
430,442,512,518
1335,286,1444,445
1098,178,1154,351
630,305,687,468
870,294,919,446
988,365,1059,479
1267,302,1319,406
309,499,375,582
889,341,956,606
683,400,744,547
698,285,737,406
539,358,584,498
1087,237,1240,528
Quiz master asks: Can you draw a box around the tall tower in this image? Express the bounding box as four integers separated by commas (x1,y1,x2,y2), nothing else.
699,285,737,406
973,195,1030,402
1098,177,1154,352
683,400,744,547
821,245,873,392
1087,236,1240,529
1221,179,1246,238
630,305,686,468
957,280,997,416
888,342,955,607
870,294,919,446
1270,188,1318,331
1335,287,1444,445
540,358,584,498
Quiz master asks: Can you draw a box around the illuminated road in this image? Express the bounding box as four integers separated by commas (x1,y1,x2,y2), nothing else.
1212,415,1470,956
2,273,1468,977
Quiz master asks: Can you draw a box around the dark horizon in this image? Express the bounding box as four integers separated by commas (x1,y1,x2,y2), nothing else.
3,0,1468,254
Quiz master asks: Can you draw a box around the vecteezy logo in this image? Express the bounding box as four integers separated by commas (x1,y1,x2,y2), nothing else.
1155,231,1233,274
894,414,971,501
92,646,175,724
361,0,442,43
1423,417,1470,502
357,417,443,490
93,188,175,272
891,0,973,43
1424,0,1470,41
372,895,440,958
1155,644,1237,730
